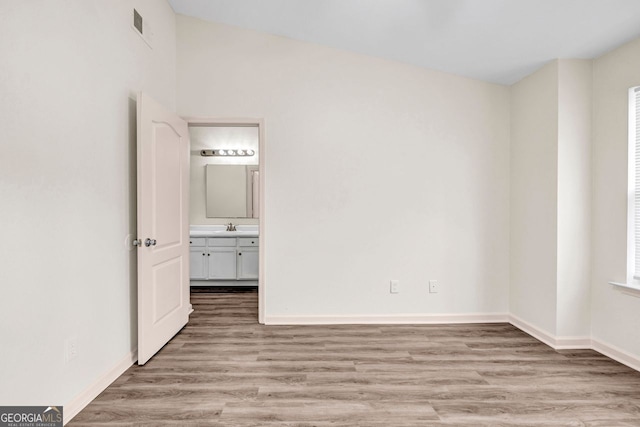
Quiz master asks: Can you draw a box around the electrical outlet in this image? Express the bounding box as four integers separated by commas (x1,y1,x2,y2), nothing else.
390,280,399,294
429,280,439,293
65,336,78,363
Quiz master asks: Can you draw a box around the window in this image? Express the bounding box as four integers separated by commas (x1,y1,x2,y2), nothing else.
626,86,640,289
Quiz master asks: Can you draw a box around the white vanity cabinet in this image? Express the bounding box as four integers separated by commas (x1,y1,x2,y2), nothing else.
237,237,259,279
208,238,237,279
189,236,259,282
189,238,207,280
208,248,237,279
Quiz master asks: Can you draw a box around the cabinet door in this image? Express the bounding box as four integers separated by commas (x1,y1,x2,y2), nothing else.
189,248,207,280
208,248,237,279
237,247,259,280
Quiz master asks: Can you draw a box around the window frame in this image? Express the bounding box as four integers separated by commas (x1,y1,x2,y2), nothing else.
624,86,640,291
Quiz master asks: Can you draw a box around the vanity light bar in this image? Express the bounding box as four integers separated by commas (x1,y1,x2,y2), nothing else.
200,149,255,157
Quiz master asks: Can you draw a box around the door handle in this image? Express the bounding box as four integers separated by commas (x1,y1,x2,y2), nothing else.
144,238,157,247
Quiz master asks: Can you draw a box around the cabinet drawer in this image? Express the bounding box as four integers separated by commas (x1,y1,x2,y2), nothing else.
238,237,259,247
189,237,206,247
208,237,237,247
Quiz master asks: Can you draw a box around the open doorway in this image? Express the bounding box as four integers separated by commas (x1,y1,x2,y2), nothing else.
185,118,265,324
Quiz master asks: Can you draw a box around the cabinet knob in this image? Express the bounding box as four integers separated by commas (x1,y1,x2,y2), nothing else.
239,252,242,256
190,241,192,244
202,253,205,256
207,253,210,256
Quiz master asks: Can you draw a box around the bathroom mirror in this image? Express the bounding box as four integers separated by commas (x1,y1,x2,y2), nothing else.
188,124,260,221
206,165,259,218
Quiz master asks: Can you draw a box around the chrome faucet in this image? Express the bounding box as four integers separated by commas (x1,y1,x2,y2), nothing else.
226,222,236,231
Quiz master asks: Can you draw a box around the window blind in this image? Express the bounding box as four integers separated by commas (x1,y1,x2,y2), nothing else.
633,87,640,279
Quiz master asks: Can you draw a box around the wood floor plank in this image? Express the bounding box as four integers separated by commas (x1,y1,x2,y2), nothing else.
304,370,489,386
220,400,440,423
69,291,640,426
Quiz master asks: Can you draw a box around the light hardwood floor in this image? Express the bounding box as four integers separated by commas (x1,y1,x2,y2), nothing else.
70,291,640,426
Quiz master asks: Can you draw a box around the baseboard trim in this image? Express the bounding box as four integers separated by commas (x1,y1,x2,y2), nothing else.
508,314,591,350
592,338,640,372
265,312,509,325
554,336,593,350
508,314,558,348
63,349,137,425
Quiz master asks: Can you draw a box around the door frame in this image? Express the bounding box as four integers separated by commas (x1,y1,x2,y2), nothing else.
184,117,266,324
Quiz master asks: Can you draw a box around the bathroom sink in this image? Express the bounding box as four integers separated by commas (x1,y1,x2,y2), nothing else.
189,225,259,238
207,230,255,236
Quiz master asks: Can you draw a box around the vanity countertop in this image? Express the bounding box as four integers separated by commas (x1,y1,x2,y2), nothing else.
190,225,259,238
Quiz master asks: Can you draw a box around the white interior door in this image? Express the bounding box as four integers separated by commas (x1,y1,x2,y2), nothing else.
137,92,190,365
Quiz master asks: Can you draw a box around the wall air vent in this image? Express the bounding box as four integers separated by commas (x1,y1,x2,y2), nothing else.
132,9,153,49
133,9,143,35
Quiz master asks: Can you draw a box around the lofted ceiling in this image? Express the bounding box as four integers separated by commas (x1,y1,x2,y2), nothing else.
167,0,640,85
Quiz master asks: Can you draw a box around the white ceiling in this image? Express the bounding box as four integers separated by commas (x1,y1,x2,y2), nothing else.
167,0,640,85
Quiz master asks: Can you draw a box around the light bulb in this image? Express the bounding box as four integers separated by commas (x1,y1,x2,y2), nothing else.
246,149,255,156
227,150,236,156
237,150,245,155
218,149,226,156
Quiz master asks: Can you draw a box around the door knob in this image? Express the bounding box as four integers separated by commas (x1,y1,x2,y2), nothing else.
144,238,157,247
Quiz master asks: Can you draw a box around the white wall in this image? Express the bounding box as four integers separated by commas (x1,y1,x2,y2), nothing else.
557,59,592,338
510,59,593,339
0,0,175,411
177,16,511,318
509,61,559,335
591,38,640,357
